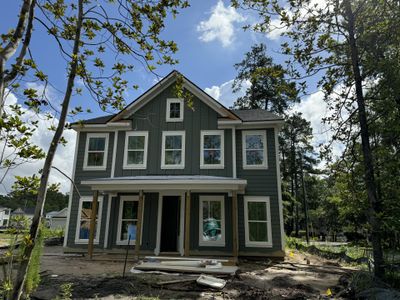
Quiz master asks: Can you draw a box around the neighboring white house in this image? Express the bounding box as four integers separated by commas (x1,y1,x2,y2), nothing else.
46,208,68,230
11,207,35,225
0,207,11,227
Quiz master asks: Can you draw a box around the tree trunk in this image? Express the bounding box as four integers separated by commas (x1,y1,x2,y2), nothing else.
0,0,33,112
10,1,84,298
343,0,385,278
299,155,309,244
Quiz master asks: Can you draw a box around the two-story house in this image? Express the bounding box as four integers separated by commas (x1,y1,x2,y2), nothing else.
64,71,285,259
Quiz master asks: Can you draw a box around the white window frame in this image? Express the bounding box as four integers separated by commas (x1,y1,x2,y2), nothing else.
166,98,184,122
123,131,149,169
161,131,185,169
83,133,109,171
198,195,225,247
244,196,272,248
116,195,144,246
75,196,103,244
242,130,268,169
200,130,225,169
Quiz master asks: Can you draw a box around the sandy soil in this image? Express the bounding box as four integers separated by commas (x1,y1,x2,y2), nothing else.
32,246,356,299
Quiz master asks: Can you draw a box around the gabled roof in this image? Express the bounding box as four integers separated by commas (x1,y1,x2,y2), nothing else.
109,70,240,122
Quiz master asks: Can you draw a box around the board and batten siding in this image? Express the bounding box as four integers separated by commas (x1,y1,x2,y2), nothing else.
113,83,233,177
65,131,115,248
236,128,283,254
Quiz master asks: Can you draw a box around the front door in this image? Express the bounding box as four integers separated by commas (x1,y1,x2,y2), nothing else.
160,196,180,252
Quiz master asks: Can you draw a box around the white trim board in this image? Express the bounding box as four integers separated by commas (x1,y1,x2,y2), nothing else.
74,196,103,245
161,131,185,169
242,130,268,170
109,71,239,122
116,195,144,246
243,196,273,248
123,131,149,170
63,132,80,247
83,133,109,171
166,98,184,122
155,191,185,256
200,130,225,169
198,195,226,247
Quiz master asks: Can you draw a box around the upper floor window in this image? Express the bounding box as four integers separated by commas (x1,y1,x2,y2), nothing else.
161,131,185,169
244,196,272,247
166,98,184,122
83,133,109,170
242,130,268,169
123,131,148,169
200,130,224,169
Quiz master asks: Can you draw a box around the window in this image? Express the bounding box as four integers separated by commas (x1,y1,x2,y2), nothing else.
83,133,109,170
166,98,184,122
161,131,185,169
200,130,224,169
117,196,143,245
123,131,148,169
199,196,225,246
75,196,103,244
242,131,268,169
244,196,272,247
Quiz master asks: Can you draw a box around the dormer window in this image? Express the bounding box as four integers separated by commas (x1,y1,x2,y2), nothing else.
166,98,184,122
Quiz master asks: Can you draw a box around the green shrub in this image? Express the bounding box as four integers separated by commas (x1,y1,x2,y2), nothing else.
24,227,44,295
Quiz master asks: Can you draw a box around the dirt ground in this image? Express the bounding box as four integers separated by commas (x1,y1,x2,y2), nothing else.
32,246,357,299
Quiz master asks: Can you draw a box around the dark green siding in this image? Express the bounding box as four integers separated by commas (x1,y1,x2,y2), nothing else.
237,128,283,252
114,83,233,177
65,80,283,256
66,131,115,248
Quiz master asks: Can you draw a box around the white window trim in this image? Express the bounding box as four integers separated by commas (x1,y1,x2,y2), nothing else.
161,131,185,169
166,98,184,122
198,195,225,247
116,195,144,246
83,133,109,171
244,196,272,248
242,130,268,170
75,196,103,244
200,130,225,169
123,131,149,169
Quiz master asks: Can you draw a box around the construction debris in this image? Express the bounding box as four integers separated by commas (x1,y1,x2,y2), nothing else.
134,262,238,275
196,275,226,289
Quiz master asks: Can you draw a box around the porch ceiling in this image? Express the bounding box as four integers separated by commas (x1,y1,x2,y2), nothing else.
81,175,247,193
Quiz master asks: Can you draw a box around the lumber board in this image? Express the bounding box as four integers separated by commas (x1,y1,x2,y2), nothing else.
135,262,239,275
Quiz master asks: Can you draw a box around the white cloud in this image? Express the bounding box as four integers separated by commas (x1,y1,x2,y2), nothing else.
0,87,76,195
197,1,246,47
290,90,344,161
204,79,250,108
266,18,289,40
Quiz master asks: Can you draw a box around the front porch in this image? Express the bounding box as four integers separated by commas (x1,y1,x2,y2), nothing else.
78,176,247,261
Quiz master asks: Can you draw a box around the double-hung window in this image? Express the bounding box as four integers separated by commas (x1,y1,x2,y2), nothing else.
123,131,148,169
244,196,272,247
161,131,185,169
166,98,184,122
199,196,225,246
117,196,141,245
242,130,268,169
200,130,224,169
84,133,109,170
75,196,103,244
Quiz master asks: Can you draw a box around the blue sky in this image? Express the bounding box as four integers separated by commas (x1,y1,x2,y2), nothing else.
0,1,334,194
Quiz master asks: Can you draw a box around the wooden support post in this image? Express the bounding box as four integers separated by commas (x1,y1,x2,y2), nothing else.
88,190,99,259
232,191,239,262
184,191,191,257
135,190,144,259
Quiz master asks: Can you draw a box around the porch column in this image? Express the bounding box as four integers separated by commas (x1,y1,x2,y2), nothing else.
184,191,191,256
135,190,144,258
232,191,239,262
88,190,99,259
